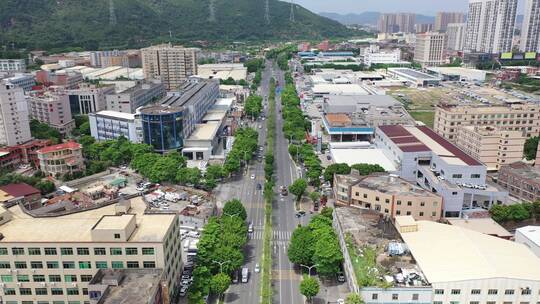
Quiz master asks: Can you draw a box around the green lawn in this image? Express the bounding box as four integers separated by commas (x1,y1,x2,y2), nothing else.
410,111,435,127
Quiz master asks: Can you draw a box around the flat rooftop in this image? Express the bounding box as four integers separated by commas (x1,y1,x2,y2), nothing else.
355,174,440,198
500,162,540,181
0,197,175,243
203,110,227,122
325,95,400,108
91,269,163,304
399,219,540,283
94,110,136,121
447,218,512,238
312,83,369,95
188,122,220,141
389,68,439,80
330,148,397,171
516,226,540,246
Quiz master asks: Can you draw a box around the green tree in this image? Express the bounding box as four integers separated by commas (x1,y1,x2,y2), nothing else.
323,163,351,183
351,163,386,176
299,275,320,303
222,199,247,221
288,226,315,266
320,207,334,220
210,273,231,298
289,178,308,202
524,136,539,160
35,180,56,194
176,167,202,186
312,233,344,277
206,165,224,181
188,266,212,304
345,293,364,304
309,192,320,204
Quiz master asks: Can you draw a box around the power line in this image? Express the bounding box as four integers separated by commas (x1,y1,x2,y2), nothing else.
109,0,117,26
209,0,216,22
265,0,270,24
289,0,295,23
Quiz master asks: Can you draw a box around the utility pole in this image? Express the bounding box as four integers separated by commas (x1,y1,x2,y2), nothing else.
209,0,216,22
109,0,117,26
289,0,295,23
265,0,270,24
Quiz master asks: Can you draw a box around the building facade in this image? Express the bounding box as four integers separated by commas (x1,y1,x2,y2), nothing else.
455,126,525,171
68,84,115,115
0,59,26,72
0,83,32,146
465,0,518,53
90,50,141,68
434,12,465,32
361,49,402,67
497,162,540,203
36,141,85,177
378,14,399,33
89,111,141,143
515,226,540,258
141,44,199,90
446,23,467,51
414,32,448,66
0,197,182,303
434,103,540,141
28,92,75,136
520,0,540,52
3,74,35,92
105,81,165,114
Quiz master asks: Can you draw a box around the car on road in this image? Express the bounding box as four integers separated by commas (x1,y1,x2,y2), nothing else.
295,210,306,217
179,286,188,297
259,125,262,129
251,174,256,180
280,186,288,196
254,263,260,273
248,223,254,233
232,269,240,283
241,267,249,283
257,183,262,190
337,271,346,283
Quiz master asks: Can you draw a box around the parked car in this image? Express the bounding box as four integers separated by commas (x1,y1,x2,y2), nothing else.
254,263,260,273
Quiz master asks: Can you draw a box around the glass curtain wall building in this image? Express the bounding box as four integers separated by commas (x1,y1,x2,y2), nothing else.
140,106,184,153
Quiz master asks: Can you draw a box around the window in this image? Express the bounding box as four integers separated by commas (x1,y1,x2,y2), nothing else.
51,288,64,295
452,174,462,178
419,212,424,216
471,289,481,294
61,247,73,255
110,248,122,255
80,275,93,282
114,233,121,239
488,289,498,295
96,261,108,269
375,196,380,201
363,194,368,198
44,248,57,255
79,261,91,269
143,261,156,268
33,275,45,282
49,275,61,282
396,200,402,205
4,288,16,295
19,288,32,295
47,261,59,269
36,288,48,295
112,261,124,269
31,261,44,269
142,248,155,255
392,294,398,300
63,261,75,269
412,294,419,301
487,302,496,304
94,248,106,255
126,248,138,255
12,247,25,255
28,247,41,255
77,248,90,255
420,202,425,206
505,289,514,295
470,302,479,304
0,261,10,268
64,275,77,282
471,174,481,178
407,201,412,206
522,289,532,295
1,275,13,282
127,261,139,268
0,248,7,255
451,289,461,295
396,210,401,215
67,288,79,295
17,275,30,282
14,261,27,269
372,294,378,300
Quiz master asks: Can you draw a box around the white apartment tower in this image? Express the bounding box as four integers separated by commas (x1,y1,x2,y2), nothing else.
0,82,32,146
447,23,467,51
434,12,465,32
141,44,199,90
465,0,518,54
414,32,448,66
520,0,540,52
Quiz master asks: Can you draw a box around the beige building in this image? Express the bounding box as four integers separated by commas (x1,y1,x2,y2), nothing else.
0,197,181,303
28,92,75,136
0,82,32,146
334,172,443,221
434,12,465,32
141,44,199,90
434,103,540,141
456,126,525,171
414,32,447,66
37,141,85,178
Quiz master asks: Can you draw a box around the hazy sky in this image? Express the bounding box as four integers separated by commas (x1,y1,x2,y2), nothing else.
294,0,469,15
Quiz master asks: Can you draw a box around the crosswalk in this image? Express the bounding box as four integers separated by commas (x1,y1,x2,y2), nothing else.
249,229,292,242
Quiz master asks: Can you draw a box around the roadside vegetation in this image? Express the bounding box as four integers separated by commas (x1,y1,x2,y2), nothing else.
223,128,259,175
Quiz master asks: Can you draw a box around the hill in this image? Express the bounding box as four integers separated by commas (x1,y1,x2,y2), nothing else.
319,12,435,26
0,0,357,51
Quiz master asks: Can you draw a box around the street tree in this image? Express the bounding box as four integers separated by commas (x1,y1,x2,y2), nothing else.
299,275,320,303
287,226,315,266
222,199,247,221
210,273,231,299
176,167,202,186
345,293,365,304
312,233,344,277
289,178,308,202
309,192,320,204
323,163,351,183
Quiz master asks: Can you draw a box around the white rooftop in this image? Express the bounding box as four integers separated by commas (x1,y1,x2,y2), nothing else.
312,84,369,95
189,122,220,141
330,148,397,172
94,110,136,121
399,220,540,283
516,226,540,246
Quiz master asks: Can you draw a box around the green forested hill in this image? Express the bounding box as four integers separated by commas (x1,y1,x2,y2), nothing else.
0,0,357,50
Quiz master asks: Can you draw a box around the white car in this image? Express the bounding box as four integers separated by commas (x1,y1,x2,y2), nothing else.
251,174,255,180
254,263,260,273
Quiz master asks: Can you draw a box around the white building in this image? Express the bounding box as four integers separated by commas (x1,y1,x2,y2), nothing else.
67,84,116,115
465,0,518,54
361,49,405,67
515,226,540,258
387,68,442,87
0,82,32,146
3,74,35,92
425,67,487,82
106,81,165,114
520,0,540,52
414,32,447,66
435,12,465,32
0,59,26,72
446,23,467,51
197,63,247,81
89,110,142,143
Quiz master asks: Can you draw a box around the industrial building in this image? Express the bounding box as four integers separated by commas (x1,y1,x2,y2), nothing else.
0,59,26,72
425,67,487,82
2,74,35,92
196,63,248,81
105,80,166,114
387,68,442,87
515,226,540,258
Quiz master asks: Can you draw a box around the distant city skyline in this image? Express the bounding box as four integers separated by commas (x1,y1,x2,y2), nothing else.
295,0,524,15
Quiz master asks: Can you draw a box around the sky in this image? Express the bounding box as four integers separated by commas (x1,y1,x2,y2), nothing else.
294,0,469,15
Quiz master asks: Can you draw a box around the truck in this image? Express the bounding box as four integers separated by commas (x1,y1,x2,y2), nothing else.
241,267,249,283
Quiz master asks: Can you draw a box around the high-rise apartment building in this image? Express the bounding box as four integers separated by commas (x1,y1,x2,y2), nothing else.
0,82,32,146
0,197,182,303
435,12,465,32
415,23,434,33
520,0,540,52
465,0,518,54
378,13,416,33
414,32,448,66
141,44,199,90
28,92,75,136
396,13,416,33
447,23,467,51
434,103,540,141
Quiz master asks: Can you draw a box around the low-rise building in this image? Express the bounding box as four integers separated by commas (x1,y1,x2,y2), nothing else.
515,226,540,258
68,84,116,115
28,91,75,136
0,139,52,169
387,68,442,87
0,183,41,210
447,217,513,239
197,63,247,81
89,110,142,143
90,50,141,68
37,141,85,178
456,126,525,171
334,172,443,221
425,67,487,82
35,70,83,89
106,80,165,114
2,73,36,91
0,59,26,72
360,49,408,67
497,162,540,203
434,102,540,141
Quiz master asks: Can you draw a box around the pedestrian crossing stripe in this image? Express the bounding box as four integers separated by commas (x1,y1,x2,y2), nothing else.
249,230,292,240
271,270,302,281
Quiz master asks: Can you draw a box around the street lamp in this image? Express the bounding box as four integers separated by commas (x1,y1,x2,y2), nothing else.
212,260,231,273
300,264,318,276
